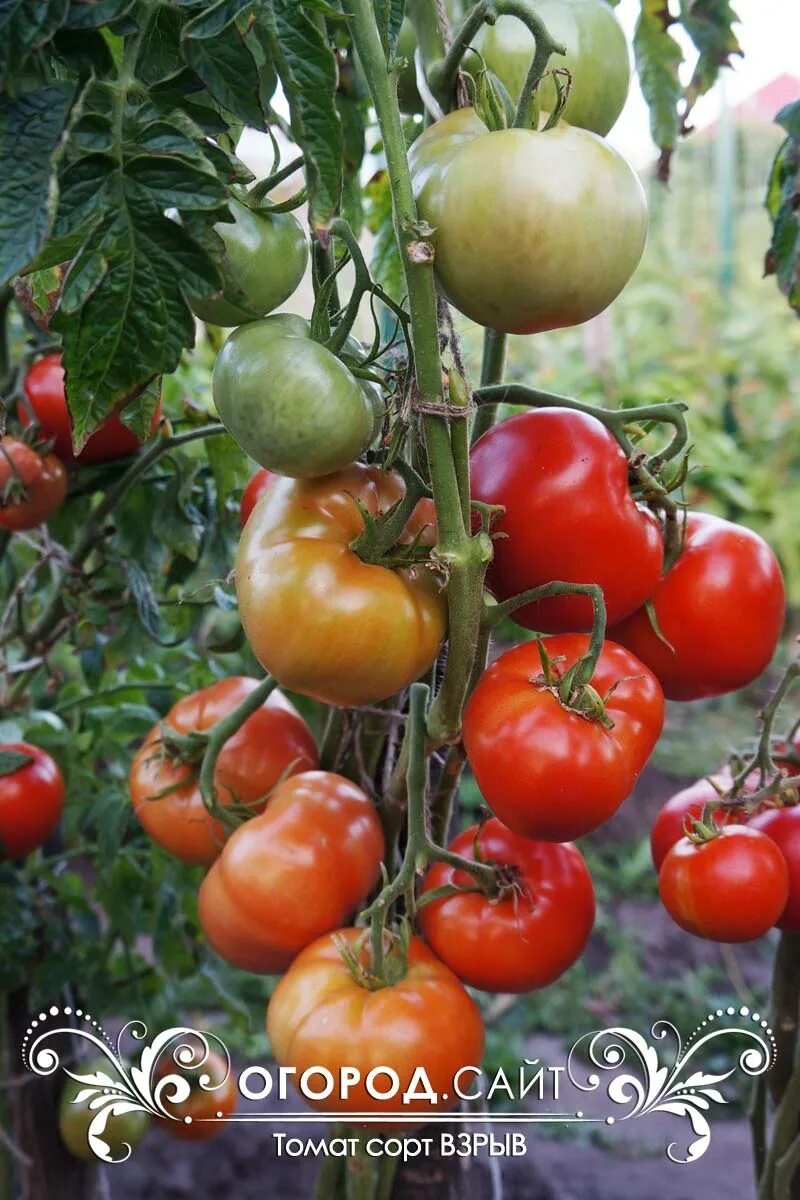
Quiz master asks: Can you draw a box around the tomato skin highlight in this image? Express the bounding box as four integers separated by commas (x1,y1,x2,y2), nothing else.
239,468,273,527
129,677,318,866
649,769,753,871
190,200,308,327
156,1049,237,1141
0,742,65,859
199,771,384,973
22,354,160,464
470,408,664,631
213,315,374,479
236,465,446,707
463,634,664,842
479,0,631,136
610,512,785,701
0,437,67,531
750,807,800,932
409,107,647,335
267,930,484,1122
420,819,595,993
659,826,789,942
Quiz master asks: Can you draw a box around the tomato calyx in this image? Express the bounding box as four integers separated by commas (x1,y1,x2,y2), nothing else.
334,926,411,992
348,460,432,568
530,640,616,731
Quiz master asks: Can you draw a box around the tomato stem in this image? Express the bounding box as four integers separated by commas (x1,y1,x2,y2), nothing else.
197,675,278,822
470,327,508,445
495,0,567,130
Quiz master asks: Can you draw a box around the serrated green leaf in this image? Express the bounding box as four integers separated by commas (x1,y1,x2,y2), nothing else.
64,0,135,30
136,4,186,86
375,0,406,57
122,560,162,638
0,0,68,87
261,0,342,230
183,19,266,128
184,0,252,38
764,131,800,318
0,83,77,285
118,375,163,441
680,0,742,117
633,0,682,178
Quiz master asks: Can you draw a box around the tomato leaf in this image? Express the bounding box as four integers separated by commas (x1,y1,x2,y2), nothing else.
261,0,343,231
0,83,77,286
375,0,406,58
122,560,162,639
0,749,34,777
136,5,185,87
0,0,68,87
679,0,742,124
634,0,683,180
765,100,800,319
118,376,163,441
183,0,252,39
182,18,266,129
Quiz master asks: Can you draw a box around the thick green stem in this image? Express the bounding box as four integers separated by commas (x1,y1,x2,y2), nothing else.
495,0,567,129
198,676,277,819
348,0,487,748
405,0,447,67
430,1,493,103
471,327,507,445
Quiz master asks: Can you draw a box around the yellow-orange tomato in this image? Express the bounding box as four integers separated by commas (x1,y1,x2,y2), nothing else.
236,465,446,706
0,437,67,531
129,677,318,866
199,772,384,972
267,930,484,1122
156,1049,237,1142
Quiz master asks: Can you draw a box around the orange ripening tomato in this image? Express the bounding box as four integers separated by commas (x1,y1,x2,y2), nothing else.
420,819,595,992
129,677,318,866
267,930,484,1123
199,772,384,972
0,437,67,531
0,742,65,859
659,826,789,942
22,354,162,465
610,512,785,700
236,464,446,706
463,634,664,841
156,1048,237,1141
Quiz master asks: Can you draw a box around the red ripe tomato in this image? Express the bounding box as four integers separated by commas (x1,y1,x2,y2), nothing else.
463,634,664,841
419,819,595,992
610,512,785,701
239,467,273,527
22,354,161,465
750,806,800,932
0,742,65,859
129,677,318,866
650,769,752,871
0,437,67,531
199,772,384,972
470,409,663,631
267,930,484,1122
156,1048,237,1141
659,826,789,942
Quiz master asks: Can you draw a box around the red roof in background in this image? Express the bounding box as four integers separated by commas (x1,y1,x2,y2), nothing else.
730,73,799,124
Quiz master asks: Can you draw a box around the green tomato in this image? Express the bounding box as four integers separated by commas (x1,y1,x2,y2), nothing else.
213,316,376,477
59,1057,150,1162
409,106,647,335
478,0,630,137
191,199,308,328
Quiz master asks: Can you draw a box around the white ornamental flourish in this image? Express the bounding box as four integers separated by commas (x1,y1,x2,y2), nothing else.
23,1005,232,1164
567,1005,776,1163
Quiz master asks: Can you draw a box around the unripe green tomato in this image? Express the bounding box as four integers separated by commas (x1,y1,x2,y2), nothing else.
197,607,245,654
478,0,630,136
59,1057,150,1162
212,316,376,477
410,106,647,335
191,199,308,328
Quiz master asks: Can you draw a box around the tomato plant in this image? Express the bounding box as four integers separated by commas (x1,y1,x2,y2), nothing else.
464,634,664,840
190,200,308,327
129,678,318,866
470,408,663,630
0,437,67,532
267,929,484,1120
22,355,161,465
236,465,446,706
659,826,789,942
420,818,595,992
610,512,786,700
0,743,65,859
199,771,384,972
409,107,647,334
213,314,376,478
478,0,630,135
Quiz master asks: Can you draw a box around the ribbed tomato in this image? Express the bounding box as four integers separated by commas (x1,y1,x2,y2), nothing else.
463,634,664,841
129,678,318,866
199,772,384,972
420,819,595,992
